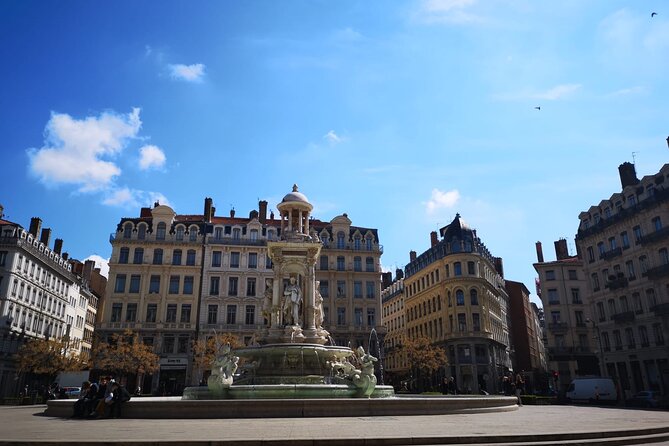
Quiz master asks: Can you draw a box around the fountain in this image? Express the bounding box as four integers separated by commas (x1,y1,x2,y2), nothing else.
183,184,394,400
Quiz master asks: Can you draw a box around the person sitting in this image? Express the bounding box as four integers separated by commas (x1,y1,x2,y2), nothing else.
108,382,131,418
71,381,91,418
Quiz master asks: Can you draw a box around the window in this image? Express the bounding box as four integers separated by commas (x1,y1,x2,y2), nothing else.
337,280,346,298
178,335,189,354
172,249,182,265
149,275,160,293
354,256,362,271
365,257,374,272
146,304,157,323
186,250,196,266
114,274,126,293
183,276,194,294
587,247,595,263
602,332,610,351
266,256,272,269
212,251,222,267
137,224,146,239
153,249,163,265
597,302,605,321
337,307,346,325
123,224,132,239
228,277,238,296
456,289,464,306
133,248,144,264
608,299,617,318
320,255,328,270
354,308,363,326
246,278,256,296
575,310,584,326
653,324,665,345
366,236,373,250
125,303,137,322
653,216,662,231
633,293,643,314
354,235,361,250
613,330,623,350
119,247,129,264
625,328,635,348
226,305,237,324
547,289,559,304
250,229,258,241
169,276,180,294
568,270,578,280
458,313,466,332
470,289,478,305
210,277,220,295
320,281,329,297
633,225,642,243
353,281,362,298
621,231,630,249
639,256,649,273
176,226,184,241
230,252,240,268
337,256,345,271
467,261,475,275
609,237,617,250
129,275,140,293
626,260,636,279
189,227,198,241
248,253,258,269
660,248,669,265
639,326,649,346
232,228,241,239
337,232,345,249
454,262,462,276
162,336,174,354
366,281,375,299
207,305,218,324
166,304,177,323
646,288,657,307
179,304,191,323
591,273,600,291
111,303,122,322
214,227,223,240
156,222,166,240
571,288,581,304
245,305,255,325
472,313,480,331
597,242,605,256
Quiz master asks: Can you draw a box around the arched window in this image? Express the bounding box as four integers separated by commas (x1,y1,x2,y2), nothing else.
189,226,198,241
119,247,129,264
156,222,166,240
354,235,361,250
267,229,275,241
454,262,462,276
337,232,346,249
250,229,258,241
137,224,146,240
123,223,133,239
176,226,185,241
366,235,373,251
470,289,478,305
456,289,465,306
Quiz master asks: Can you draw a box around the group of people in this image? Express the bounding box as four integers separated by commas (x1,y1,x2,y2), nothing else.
502,372,525,405
72,376,132,419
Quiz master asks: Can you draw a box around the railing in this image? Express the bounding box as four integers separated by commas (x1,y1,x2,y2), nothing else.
606,277,628,290
651,302,669,316
639,226,669,245
646,264,669,280
548,322,569,331
209,238,267,247
600,247,622,261
612,310,635,324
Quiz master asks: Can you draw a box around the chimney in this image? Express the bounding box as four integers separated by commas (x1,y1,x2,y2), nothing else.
270,211,275,220
409,250,417,262
62,252,69,261
140,207,152,218
230,208,236,218
535,241,544,263
494,257,504,277
259,200,268,223
29,217,42,238
618,162,639,189
382,272,393,290
554,239,569,260
83,260,95,280
395,268,404,280
204,197,213,223
40,228,52,246
430,231,438,247
54,239,63,255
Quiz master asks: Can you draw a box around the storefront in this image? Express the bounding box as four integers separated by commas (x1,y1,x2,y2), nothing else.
157,357,188,396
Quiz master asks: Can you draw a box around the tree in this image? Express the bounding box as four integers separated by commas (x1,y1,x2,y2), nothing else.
91,330,159,381
192,333,241,380
14,337,85,380
399,336,447,392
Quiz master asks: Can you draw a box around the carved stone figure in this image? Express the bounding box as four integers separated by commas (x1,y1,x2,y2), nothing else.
207,344,239,396
352,346,378,397
314,280,324,329
262,279,273,325
283,277,302,326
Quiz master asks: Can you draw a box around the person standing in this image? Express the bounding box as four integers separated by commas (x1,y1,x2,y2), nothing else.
515,373,525,406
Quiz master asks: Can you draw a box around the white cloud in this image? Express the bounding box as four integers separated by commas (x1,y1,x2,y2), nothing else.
425,188,460,214
28,108,142,191
103,188,170,208
139,144,166,170
605,86,646,98
84,254,110,278
324,130,343,145
415,0,484,25
168,63,206,82
493,83,582,101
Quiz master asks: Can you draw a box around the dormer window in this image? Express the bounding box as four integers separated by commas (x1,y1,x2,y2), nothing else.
593,214,600,224
137,224,146,240
604,207,611,218
156,222,166,240
354,235,361,250
233,228,241,239
176,226,185,241
189,226,198,241
366,235,373,251
214,227,223,240
123,223,133,239
250,229,258,241
337,232,345,249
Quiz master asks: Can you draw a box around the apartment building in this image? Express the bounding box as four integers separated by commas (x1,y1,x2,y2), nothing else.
381,270,406,386
575,162,669,396
403,214,511,394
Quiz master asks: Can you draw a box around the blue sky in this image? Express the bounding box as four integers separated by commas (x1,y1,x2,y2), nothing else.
2,1,668,306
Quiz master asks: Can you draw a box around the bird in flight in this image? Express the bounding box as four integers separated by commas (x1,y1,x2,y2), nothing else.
534,106,541,111
651,12,657,17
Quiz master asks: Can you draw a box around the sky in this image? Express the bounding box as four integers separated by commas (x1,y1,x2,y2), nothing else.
1,0,668,307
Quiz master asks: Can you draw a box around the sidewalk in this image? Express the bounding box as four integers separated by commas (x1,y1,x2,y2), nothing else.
1,404,669,445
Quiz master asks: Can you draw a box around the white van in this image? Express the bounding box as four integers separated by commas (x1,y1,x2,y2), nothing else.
566,378,617,403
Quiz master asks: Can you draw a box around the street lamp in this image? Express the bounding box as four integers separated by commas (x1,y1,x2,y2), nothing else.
586,319,605,377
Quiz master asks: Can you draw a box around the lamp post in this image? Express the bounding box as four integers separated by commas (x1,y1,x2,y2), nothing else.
586,319,605,377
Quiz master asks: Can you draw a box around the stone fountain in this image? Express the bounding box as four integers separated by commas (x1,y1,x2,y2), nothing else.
183,185,393,400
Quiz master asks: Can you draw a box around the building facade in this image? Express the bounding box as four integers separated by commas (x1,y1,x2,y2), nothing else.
381,270,406,386
403,214,511,394
99,190,384,395
575,162,669,397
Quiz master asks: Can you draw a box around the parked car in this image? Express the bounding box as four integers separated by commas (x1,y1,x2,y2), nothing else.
566,378,617,404
62,386,81,399
627,391,664,408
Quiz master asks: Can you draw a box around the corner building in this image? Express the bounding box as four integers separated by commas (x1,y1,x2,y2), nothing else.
100,189,384,395
575,162,669,396
403,214,511,394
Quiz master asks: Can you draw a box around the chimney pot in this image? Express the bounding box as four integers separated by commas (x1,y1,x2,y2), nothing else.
430,231,438,247
230,208,236,218
40,228,52,246
409,250,417,262
554,239,569,260
259,200,268,223
535,241,544,263
54,239,63,255
204,197,213,223
29,217,42,238
618,162,640,189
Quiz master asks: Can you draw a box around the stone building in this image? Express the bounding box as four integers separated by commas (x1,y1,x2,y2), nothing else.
99,187,384,394
381,270,407,386
0,212,90,397
533,239,597,392
403,214,511,394
575,162,669,396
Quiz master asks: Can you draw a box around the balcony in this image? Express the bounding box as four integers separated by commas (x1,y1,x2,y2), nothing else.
605,275,628,290
612,310,635,324
639,226,669,245
646,264,669,280
548,322,569,332
651,302,669,316
209,238,267,247
600,247,622,261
